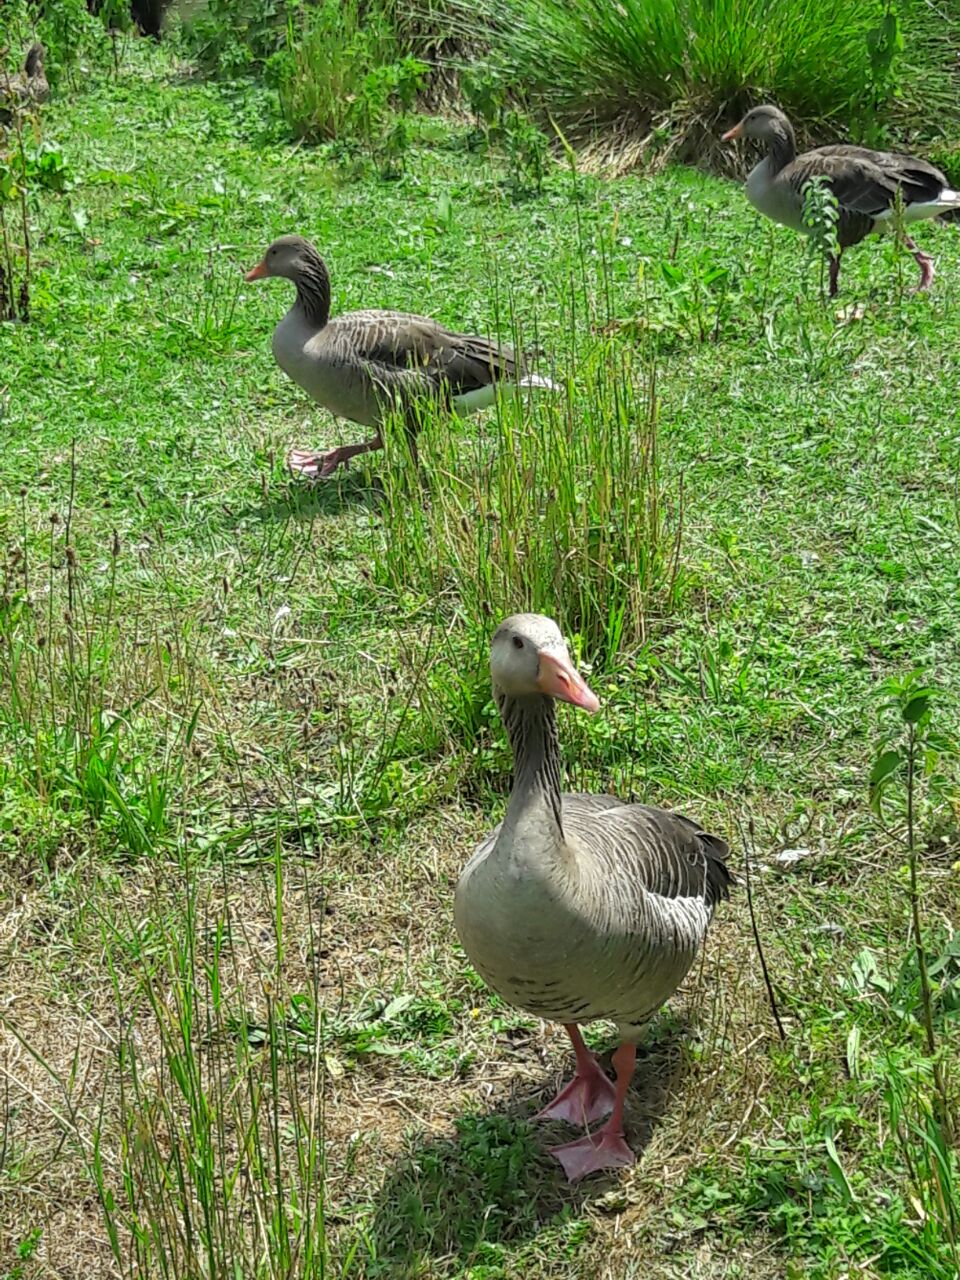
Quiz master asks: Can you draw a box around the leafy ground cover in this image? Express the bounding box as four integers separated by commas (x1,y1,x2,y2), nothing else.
1,41,959,1280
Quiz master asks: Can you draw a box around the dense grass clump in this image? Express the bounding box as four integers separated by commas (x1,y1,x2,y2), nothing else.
458,0,960,170
180,0,467,87
277,0,428,151
376,346,679,672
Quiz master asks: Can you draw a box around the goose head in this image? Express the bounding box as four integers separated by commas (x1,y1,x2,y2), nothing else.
244,234,322,284
722,104,793,145
491,614,599,712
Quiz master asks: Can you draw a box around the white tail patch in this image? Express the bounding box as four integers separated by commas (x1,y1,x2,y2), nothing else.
452,373,560,417
518,373,560,391
874,190,960,225
451,384,499,415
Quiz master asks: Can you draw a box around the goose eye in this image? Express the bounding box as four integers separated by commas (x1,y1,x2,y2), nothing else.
512,636,523,650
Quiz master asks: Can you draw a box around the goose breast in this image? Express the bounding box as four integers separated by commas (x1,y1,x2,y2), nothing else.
271,308,381,425
745,156,805,231
455,798,730,1038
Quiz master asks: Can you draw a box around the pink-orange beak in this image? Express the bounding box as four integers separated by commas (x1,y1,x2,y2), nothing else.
244,259,268,282
536,650,600,713
721,121,743,142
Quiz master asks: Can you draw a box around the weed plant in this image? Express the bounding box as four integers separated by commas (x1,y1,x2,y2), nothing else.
276,0,428,171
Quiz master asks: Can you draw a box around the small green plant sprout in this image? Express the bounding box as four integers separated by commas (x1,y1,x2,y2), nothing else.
801,176,840,294
868,670,956,1138
9,1228,42,1279
854,0,904,147
459,65,550,194
461,61,506,135
501,109,550,195
657,249,734,345
360,55,429,178
0,136,73,321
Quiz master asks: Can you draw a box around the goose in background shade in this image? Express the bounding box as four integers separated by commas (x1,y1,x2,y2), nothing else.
722,104,960,295
244,236,557,480
454,614,733,1181
0,43,48,127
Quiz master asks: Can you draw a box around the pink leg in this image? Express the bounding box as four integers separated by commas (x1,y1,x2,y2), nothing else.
828,253,841,297
287,436,382,480
549,1042,637,1182
536,1024,616,1127
904,235,935,292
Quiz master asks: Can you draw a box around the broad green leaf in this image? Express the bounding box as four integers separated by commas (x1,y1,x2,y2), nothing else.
869,749,901,786
902,694,931,724
824,1130,857,1205
382,993,416,1021
846,1025,861,1079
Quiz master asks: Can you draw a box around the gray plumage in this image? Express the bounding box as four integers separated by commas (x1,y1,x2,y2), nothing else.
251,235,555,430
724,104,959,293
0,43,48,127
454,614,732,1044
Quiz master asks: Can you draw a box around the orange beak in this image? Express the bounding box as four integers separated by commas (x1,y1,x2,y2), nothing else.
721,122,743,142
536,650,600,713
244,259,268,282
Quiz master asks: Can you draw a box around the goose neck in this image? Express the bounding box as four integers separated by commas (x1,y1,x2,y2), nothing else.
765,119,796,174
292,251,331,327
496,690,564,844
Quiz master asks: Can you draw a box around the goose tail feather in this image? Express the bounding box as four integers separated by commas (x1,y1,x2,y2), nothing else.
518,372,560,392
701,832,735,905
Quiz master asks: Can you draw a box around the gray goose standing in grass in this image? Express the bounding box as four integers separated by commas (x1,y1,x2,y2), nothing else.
454,614,733,1181
0,43,49,127
244,235,557,479
722,104,960,295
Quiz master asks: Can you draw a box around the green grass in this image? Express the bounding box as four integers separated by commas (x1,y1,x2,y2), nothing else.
276,0,429,151
449,0,960,171
0,34,959,1280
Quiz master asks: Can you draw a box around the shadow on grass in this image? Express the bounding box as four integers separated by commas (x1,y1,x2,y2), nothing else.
356,1027,688,1277
231,470,384,525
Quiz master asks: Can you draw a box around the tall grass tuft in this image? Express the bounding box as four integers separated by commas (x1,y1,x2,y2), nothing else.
87,855,342,1278
374,340,682,675
881,1053,960,1277
277,0,428,154
442,0,960,172
0,485,199,862
1,849,361,1278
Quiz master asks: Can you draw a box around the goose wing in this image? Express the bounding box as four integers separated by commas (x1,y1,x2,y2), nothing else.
331,310,519,399
815,145,947,205
792,147,946,218
566,799,733,909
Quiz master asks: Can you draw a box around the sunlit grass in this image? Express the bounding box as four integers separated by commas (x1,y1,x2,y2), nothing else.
0,31,958,1280
451,0,960,169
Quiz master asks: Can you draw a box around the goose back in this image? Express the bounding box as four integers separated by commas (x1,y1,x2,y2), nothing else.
812,145,953,226
1,43,48,119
